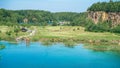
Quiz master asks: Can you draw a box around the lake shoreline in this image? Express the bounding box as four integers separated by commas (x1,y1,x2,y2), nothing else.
0,26,120,52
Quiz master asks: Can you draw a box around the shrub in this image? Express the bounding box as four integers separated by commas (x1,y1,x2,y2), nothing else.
111,26,120,33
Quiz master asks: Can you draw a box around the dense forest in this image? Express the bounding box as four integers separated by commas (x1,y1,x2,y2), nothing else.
0,1,120,33
0,9,85,26
0,9,53,26
0,8,93,26
87,1,120,12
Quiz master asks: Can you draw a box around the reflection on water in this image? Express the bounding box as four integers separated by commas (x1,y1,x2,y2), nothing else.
0,41,120,68
25,41,30,47
64,44,75,48
41,41,53,47
0,55,1,60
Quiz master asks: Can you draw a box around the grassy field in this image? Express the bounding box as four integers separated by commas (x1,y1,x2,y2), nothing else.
0,26,120,51
32,26,120,43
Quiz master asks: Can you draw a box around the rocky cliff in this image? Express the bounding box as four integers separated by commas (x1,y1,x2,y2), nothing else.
88,11,120,27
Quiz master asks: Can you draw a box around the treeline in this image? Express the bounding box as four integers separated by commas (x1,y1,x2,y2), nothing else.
0,8,91,27
87,1,120,12
0,9,54,26
0,9,86,26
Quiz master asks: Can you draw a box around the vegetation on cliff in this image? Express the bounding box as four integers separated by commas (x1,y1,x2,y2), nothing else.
87,1,120,12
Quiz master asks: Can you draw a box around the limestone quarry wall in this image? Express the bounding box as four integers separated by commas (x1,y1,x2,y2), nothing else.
88,11,120,27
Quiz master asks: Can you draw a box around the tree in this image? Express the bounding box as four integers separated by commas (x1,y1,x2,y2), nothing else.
110,0,113,2
111,26,120,33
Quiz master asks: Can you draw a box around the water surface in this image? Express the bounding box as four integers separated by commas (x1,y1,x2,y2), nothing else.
0,41,120,68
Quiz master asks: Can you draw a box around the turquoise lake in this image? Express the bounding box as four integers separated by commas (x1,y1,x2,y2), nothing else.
0,41,120,68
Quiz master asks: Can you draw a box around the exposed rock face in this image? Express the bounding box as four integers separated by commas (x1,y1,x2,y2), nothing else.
88,11,120,27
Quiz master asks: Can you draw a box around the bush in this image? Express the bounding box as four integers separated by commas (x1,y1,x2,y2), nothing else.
111,26,120,33
85,21,111,32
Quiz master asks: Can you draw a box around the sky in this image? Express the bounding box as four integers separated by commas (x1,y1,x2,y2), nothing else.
0,0,110,12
